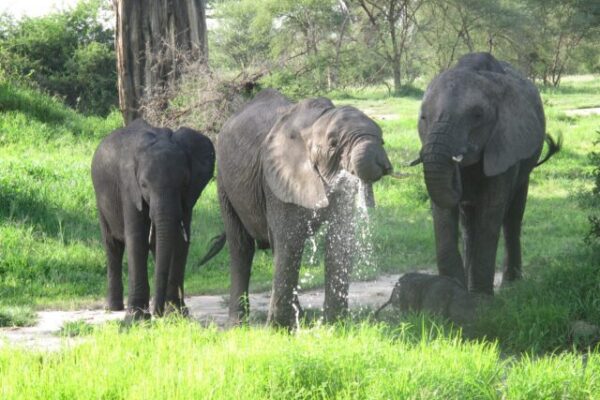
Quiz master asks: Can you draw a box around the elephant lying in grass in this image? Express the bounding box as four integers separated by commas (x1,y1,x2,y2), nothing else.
416,52,561,294
92,119,215,320
375,272,477,326
201,89,392,328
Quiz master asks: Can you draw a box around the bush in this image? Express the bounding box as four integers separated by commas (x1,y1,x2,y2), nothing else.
0,0,117,116
587,130,600,246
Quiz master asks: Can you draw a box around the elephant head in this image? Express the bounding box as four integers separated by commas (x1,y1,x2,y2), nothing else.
262,98,392,209
417,53,545,208
123,126,214,315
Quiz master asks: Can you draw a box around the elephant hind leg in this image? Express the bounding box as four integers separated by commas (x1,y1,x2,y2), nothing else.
99,215,125,311
220,189,255,325
502,182,529,284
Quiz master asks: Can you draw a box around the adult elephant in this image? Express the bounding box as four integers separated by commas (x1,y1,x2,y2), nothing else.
416,52,560,294
204,89,392,328
92,119,215,319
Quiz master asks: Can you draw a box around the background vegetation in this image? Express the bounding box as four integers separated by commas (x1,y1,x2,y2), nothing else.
0,1,599,397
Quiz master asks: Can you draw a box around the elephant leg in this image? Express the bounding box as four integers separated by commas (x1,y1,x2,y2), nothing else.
502,182,529,284
466,180,510,294
165,214,192,314
267,233,305,329
166,235,190,315
432,204,465,286
124,210,151,319
220,190,255,325
266,204,308,329
99,215,125,311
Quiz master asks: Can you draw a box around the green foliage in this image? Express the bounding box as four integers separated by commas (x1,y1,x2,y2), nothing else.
587,131,600,246
0,0,117,115
0,305,36,327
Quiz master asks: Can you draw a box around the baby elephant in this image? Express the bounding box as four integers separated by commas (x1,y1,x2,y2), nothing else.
92,119,215,320
375,272,477,326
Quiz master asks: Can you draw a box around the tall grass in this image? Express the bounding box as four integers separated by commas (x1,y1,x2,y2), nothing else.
1,319,599,399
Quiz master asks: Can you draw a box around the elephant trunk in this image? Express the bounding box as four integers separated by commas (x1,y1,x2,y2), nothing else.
349,138,393,183
421,123,462,208
152,215,179,316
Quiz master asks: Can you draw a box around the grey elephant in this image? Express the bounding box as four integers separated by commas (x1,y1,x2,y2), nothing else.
91,119,215,319
374,272,477,326
201,89,392,328
416,52,560,294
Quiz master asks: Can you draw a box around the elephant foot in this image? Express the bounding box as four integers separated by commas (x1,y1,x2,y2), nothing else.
164,301,189,318
501,270,522,288
106,300,124,311
123,307,151,324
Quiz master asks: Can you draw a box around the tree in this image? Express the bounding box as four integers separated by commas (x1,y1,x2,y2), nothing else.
354,0,424,94
516,0,600,86
114,0,208,123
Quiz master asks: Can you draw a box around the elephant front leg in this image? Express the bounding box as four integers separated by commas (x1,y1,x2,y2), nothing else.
323,219,354,323
165,215,192,315
432,204,465,286
463,201,506,295
124,211,151,320
267,236,305,329
165,240,190,316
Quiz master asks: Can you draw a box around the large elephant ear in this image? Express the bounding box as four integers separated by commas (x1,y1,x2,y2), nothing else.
483,73,545,176
173,127,216,210
262,98,334,209
121,127,156,212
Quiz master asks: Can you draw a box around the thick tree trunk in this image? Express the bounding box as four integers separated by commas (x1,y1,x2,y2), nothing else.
115,0,207,123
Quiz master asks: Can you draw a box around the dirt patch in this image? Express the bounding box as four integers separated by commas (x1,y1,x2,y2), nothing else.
0,272,504,350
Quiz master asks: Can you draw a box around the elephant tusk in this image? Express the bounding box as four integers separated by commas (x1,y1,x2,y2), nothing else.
180,221,188,243
452,154,464,163
148,223,153,245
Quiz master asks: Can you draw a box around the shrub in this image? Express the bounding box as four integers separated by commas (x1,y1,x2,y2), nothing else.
0,0,117,116
587,130,600,246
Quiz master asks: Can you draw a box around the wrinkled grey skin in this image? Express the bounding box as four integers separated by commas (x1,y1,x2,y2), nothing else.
91,119,215,319
375,272,477,326
216,89,392,328
418,52,557,294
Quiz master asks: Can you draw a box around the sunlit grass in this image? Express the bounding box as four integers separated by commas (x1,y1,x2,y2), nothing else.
2,319,600,399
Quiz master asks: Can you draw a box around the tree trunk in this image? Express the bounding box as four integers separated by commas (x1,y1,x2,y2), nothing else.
114,0,207,124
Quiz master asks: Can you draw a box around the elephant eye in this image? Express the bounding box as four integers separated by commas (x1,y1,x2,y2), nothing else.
328,137,338,148
471,107,484,119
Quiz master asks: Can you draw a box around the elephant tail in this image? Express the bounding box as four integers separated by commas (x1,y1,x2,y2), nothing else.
373,299,393,319
535,133,562,167
197,233,227,266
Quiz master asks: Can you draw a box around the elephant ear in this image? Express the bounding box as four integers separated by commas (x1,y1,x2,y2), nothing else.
262,98,334,209
173,127,216,211
483,73,545,176
121,126,157,212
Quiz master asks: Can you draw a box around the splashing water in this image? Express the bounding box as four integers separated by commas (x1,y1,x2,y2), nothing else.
353,179,378,280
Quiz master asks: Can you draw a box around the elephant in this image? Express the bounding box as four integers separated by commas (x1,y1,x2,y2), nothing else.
374,272,477,326
91,119,215,319
416,52,560,295
201,88,392,328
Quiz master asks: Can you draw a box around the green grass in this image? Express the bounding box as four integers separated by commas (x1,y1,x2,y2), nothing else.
1,319,600,399
1,75,600,397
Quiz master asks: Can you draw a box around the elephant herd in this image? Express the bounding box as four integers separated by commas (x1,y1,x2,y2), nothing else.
91,52,560,328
